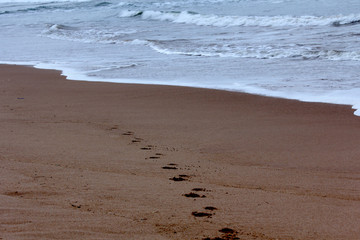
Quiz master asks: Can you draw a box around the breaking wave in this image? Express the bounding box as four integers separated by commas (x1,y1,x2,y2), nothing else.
130,39,360,61
332,19,360,26
42,24,137,43
41,23,360,61
119,10,360,27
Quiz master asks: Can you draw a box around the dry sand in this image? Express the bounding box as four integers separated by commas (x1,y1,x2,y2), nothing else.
1,64,360,240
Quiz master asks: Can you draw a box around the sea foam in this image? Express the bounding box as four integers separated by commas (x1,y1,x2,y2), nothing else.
120,10,360,27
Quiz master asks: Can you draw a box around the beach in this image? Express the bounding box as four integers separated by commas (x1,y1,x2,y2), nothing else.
1,64,360,239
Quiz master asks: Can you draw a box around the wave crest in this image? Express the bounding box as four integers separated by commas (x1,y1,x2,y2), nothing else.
129,39,360,61
41,23,137,43
119,10,360,27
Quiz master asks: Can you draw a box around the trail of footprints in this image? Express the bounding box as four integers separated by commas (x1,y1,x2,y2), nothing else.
116,126,239,240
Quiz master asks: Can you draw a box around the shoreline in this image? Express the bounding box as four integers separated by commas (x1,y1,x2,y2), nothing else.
2,61,360,117
1,64,360,239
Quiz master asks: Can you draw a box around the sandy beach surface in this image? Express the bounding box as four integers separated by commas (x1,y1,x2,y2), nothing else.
1,64,360,240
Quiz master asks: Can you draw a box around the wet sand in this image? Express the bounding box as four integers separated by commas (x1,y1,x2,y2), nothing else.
1,64,360,240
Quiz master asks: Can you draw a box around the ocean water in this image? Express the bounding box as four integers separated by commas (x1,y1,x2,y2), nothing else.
1,0,360,115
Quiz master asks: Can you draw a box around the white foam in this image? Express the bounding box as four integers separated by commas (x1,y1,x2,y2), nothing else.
41,24,137,44
121,10,360,27
40,24,360,61
40,21,360,61
128,40,360,61
230,82,360,116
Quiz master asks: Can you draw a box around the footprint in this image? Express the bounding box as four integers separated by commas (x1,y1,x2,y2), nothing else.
192,211,212,218
184,192,206,198
141,145,155,150
169,175,190,181
219,228,236,234
122,131,134,136
162,163,178,169
204,206,217,211
148,153,164,159
162,166,178,170
70,202,82,209
170,177,186,181
132,138,142,143
203,228,239,240
179,174,189,177
141,147,152,150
